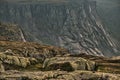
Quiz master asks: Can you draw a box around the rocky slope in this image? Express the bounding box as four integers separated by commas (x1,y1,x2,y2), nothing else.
0,0,120,80
0,0,119,56
0,41,120,80
91,0,120,41
0,22,26,41
0,0,120,79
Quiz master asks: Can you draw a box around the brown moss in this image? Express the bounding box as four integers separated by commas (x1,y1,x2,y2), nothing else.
0,23,22,41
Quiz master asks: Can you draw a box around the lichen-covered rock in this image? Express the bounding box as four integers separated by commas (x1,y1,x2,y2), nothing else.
0,61,5,72
111,56,120,60
0,52,38,68
0,70,120,80
0,23,24,41
0,41,119,79
0,41,68,61
43,57,96,71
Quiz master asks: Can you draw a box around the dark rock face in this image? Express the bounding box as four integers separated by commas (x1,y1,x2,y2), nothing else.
0,0,118,56
92,0,120,42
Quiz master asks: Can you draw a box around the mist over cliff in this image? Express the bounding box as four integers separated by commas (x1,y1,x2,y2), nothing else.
0,0,119,56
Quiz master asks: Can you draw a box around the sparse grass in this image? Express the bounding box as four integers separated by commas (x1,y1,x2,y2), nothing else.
0,23,22,41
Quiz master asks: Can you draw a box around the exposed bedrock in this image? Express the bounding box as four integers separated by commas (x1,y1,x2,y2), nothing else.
0,0,119,56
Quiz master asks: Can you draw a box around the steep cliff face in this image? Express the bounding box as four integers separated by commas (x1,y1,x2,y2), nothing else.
0,0,118,56
91,0,120,41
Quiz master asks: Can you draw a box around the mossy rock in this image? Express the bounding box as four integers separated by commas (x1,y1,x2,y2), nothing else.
0,52,38,68
25,63,43,71
43,57,96,71
0,61,5,72
45,62,74,71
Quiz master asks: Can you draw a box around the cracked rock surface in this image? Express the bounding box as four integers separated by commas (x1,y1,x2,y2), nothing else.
0,0,119,56
0,41,119,80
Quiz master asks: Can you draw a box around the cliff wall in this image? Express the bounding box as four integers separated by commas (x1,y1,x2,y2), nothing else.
0,0,118,56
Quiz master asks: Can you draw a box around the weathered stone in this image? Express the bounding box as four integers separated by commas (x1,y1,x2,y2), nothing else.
4,49,14,55
0,41,68,61
0,71,120,80
43,57,96,71
0,23,24,41
0,52,38,68
0,0,118,57
0,61,5,72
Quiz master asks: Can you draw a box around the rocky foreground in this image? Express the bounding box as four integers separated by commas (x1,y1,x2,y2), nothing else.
0,41,120,80
0,0,120,79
